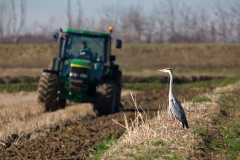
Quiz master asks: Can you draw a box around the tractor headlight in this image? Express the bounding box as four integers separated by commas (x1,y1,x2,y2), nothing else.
70,72,78,77
80,73,87,78
70,72,87,79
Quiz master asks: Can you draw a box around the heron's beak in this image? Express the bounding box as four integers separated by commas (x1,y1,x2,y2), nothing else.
158,69,164,72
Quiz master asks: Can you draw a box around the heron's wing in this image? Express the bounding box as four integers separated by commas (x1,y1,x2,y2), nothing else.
170,97,183,114
170,97,189,128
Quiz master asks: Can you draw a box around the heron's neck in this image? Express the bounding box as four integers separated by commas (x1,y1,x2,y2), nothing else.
169,72,174,99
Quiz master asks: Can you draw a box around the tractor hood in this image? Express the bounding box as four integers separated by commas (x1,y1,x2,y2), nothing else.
71,59,91,69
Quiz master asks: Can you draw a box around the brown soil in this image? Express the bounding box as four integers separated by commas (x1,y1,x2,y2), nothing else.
0,89,205,159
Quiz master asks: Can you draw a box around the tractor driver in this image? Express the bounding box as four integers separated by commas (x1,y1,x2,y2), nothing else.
78,41,93,60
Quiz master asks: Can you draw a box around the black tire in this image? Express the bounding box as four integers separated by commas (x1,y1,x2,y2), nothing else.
57,98,66,109
95,80,118,115
95,70,122,115
37,73,58,111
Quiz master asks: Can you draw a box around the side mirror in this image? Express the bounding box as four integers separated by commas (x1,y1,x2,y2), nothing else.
116,39,122,49
110,55,116,61
52,30,59,41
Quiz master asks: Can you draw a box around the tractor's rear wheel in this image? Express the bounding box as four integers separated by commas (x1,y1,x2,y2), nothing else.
37,73,58,111
95,80,118,115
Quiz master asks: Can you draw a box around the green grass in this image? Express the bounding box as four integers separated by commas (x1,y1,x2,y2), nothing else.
197,89,240,159
210,141,221,152
221,124,240,159
102,141,183,160
89,136,116,160
125,152,162,160
122,67,240,74
123,82,164,91
195,129,207,137
217,91,240,158
175,77,239,91
218,89,240,111
163,155,184,160
192,96,211,103
123,77,239,92
0,82,38,92
1,74,237,93
204,123,240,159
173,67,240,74
152,140,166,146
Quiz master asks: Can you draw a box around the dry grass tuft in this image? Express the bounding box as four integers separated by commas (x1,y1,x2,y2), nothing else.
105,91,221,159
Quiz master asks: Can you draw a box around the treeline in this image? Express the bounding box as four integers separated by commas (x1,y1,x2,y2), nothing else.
0,0,240,44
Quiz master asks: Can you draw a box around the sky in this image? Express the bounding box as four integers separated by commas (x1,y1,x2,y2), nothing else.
10,0,235,32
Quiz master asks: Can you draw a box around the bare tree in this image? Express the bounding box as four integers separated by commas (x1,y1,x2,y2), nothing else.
98,5,114,31
126,5,145,43
130,5,145,43
179,2,190,42
0,1,6,43
39,16,56,38
67,0,72,28
231,0,240,42
197,8,209,42
165,0,178,42
76,0,83,29
84,17,97,30
153,2,167,43
214,1,230,42
144,13,156,43
154,0,180,43
7,0,27,44
98,2,121,33
156,17,167,43
209,21,216,43
119,8,133,42
231,1,240,19
178,2,200,42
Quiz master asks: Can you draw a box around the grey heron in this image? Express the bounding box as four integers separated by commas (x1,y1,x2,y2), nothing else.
158,68,189,128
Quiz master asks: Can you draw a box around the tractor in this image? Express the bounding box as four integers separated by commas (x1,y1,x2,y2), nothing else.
37,26,122,115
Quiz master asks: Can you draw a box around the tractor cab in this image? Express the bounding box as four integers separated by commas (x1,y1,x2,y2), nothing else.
60,33,108,80
52,27,121,79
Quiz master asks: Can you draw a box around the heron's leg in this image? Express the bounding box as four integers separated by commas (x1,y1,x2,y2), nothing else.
173,116,181,128
174,116,178,126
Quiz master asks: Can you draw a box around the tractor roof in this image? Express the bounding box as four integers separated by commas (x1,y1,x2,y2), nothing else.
65,28,111,38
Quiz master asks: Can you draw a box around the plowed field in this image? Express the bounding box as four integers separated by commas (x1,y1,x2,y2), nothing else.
0,89,205,159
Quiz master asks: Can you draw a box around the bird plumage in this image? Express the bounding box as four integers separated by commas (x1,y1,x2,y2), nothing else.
159,68,189,128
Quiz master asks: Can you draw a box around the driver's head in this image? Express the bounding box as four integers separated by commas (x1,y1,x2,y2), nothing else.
81,41,87,49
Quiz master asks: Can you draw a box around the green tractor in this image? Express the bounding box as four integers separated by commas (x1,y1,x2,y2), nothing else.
37,26,122,115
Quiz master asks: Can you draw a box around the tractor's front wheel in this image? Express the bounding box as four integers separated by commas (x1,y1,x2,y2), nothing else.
95,79,118,115
57,98,66,109
37,73,59,111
